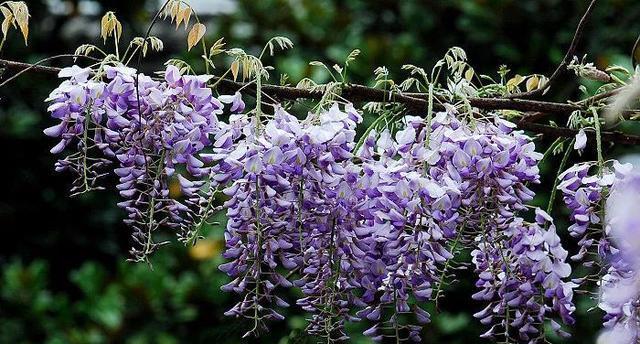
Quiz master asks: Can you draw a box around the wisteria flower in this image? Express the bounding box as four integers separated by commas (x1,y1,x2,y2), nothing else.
574,128,587,151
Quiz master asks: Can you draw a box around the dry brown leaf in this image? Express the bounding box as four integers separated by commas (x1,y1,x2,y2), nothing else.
1,2,29,45
100,11,122,44
181,7,191,29
464,67,474,82
242,59,249,80
100,12,110,42
187,23,206,51
13,1,27,44
230,60,240,81
175,6,191,30
169,1,180,21
506,74,524,92
175,6,185,28
209,37,225,56
526,75,539,92
115,20,122,41
1,7,13,38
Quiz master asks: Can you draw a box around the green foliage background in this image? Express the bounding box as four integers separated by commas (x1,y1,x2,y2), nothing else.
1,0,639,342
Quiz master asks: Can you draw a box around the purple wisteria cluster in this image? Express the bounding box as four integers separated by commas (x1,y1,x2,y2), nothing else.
349,115,460,341
557,160,640,342
557,161,629,269
45,65,585,342
44,66,110,195
600,171,640,343
414,114,575,342
472,211,575,341
46,64,227,261
557,163,613,262
207,107,576,341
212,104,364,339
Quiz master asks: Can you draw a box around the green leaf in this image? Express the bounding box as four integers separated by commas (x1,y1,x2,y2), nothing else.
70,262,106,296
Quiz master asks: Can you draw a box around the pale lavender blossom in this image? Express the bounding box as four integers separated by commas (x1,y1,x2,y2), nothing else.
574,128,587,151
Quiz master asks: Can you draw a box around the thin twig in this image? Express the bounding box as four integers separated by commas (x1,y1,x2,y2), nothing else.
546,138,574,215
632,33,640,68
0,59,60,74
519,112,548,123
136,0,171,69
517,120,640,145
0,54,100,87
577,86,623,106
506,0,598,99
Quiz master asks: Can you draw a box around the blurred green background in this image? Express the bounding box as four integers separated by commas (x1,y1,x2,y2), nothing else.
1,0,639,343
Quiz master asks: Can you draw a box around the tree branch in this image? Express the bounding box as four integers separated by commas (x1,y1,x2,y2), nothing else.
2,57,640,145
0,58,583,114
212,76,581,114
0,59,61,74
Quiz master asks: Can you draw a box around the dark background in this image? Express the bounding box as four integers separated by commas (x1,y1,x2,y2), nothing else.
1,0,639,343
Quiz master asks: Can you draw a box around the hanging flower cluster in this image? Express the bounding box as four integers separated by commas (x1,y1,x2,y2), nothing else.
557,160,640,341
557,161,629,271
212,104,363,338
472,211,575,341
45,64,224,261
557,163,613,262
44,66,110,195
207,107,575,341
597,168,640,343
45,65,586,343
347,115,460,342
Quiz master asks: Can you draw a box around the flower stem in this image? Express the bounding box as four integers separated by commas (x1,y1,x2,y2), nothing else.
546,138,574,215
591,107,604,174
